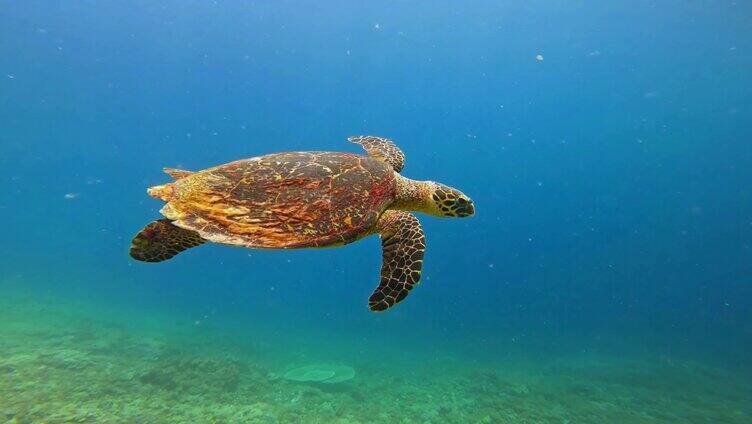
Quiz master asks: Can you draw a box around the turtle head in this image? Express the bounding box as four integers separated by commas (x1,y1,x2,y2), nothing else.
394,177,475,218
427,182,475,218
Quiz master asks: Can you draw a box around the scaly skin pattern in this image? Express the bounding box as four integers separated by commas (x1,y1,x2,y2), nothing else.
129,219,205,262
347,135,405,172
367,210,426,311
158,152,397,249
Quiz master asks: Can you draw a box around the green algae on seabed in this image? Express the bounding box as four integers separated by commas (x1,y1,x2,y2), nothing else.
0,291,751,424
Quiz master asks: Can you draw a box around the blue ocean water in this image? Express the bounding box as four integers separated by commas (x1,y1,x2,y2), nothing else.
1,1,751,422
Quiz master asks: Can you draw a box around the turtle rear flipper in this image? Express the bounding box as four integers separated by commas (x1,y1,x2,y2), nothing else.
368,211,425,311
130,219,205,262
163,167,194,180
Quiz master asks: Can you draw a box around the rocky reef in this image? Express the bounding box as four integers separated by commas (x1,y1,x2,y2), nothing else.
1,292,750,423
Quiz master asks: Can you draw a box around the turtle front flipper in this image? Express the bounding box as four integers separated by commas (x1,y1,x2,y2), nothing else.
348,135,405,172
130,219,205,262
368,211,425,312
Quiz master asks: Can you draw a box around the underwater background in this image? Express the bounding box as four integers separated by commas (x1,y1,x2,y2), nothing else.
1,1,751,422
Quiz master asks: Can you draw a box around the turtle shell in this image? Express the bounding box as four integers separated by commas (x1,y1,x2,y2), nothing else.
159,152,398,248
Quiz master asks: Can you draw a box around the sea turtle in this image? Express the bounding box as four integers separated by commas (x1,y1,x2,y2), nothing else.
130,136,474,311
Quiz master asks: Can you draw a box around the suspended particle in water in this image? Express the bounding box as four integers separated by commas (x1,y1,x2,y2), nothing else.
536,54,544,61
64,193,79,200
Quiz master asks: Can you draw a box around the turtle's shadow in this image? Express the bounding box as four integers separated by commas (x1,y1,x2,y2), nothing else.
293,381,357,394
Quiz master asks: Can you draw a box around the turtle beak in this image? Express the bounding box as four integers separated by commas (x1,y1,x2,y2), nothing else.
456,198,475,217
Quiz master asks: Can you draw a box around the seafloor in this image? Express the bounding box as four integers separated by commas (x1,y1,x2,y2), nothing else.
1,283,750,424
